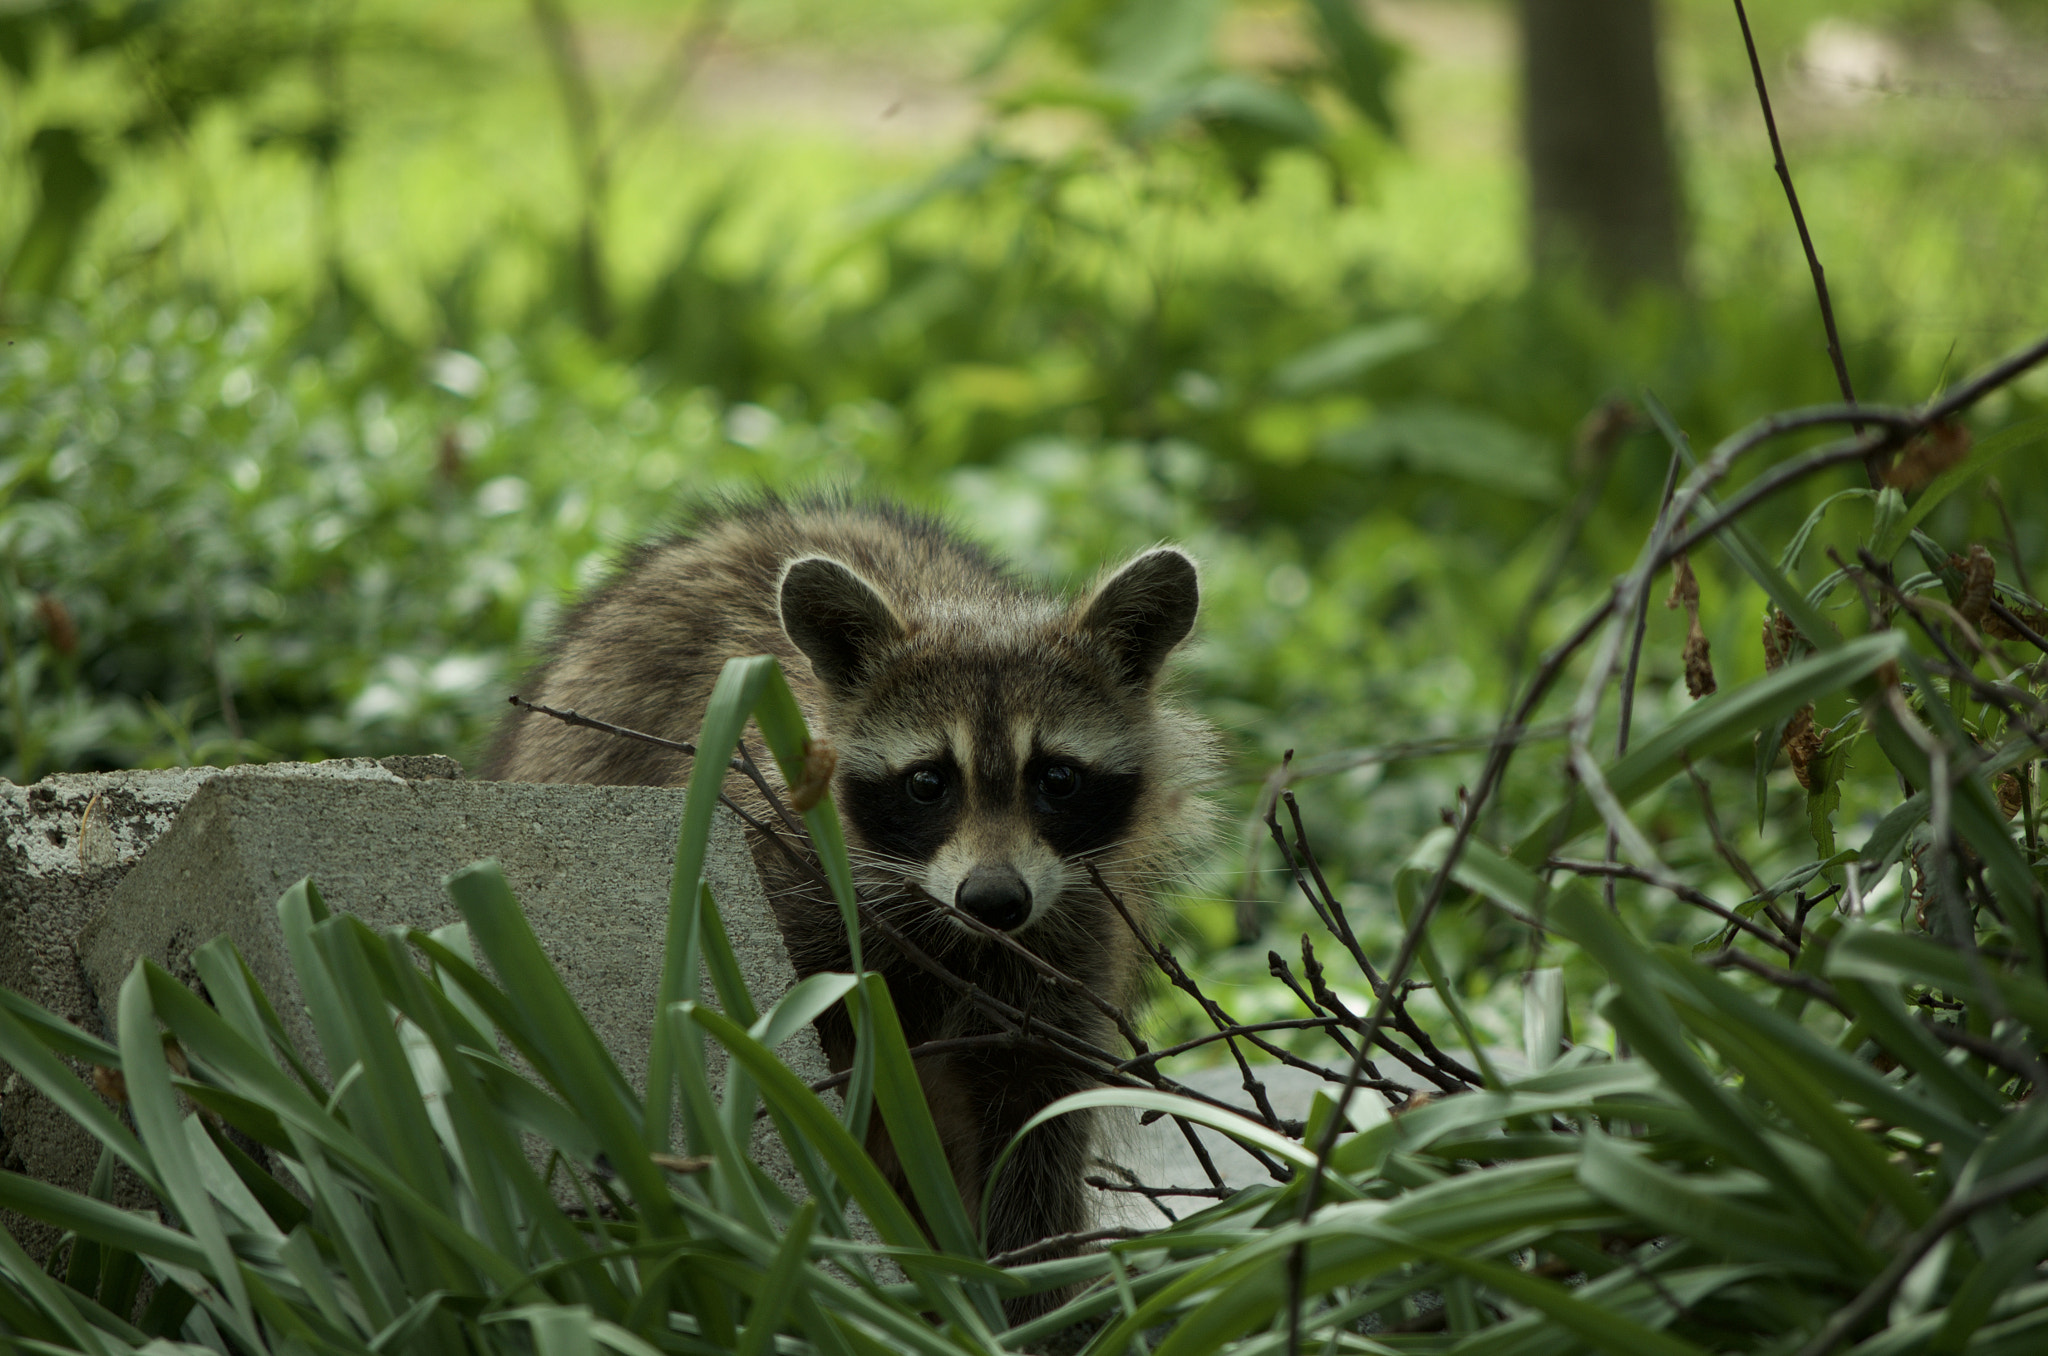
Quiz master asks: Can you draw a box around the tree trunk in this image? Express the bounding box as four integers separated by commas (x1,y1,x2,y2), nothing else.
1518,0,1685,294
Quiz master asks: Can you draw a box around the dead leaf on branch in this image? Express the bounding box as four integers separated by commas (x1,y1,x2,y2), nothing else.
1667,553,1716,697
1881,421,1971,491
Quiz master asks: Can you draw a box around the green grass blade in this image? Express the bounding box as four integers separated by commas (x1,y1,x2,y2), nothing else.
662,1001,777,1236
1660,958,1981,1172
1576,1130,1836,1272
737,1200,816,1356
1515,631,1906,862
309,919,467,1273
201,937,327,1096
738,657,876,1143
0,985,120,1067
287,1132,405,1332
1332,1063,1665,1176
276,1225,355,1337
178,1117,285,1244
990,1086,1343,1201
187,937,271,1059
1395,850,1505,1086
0,994,159,1195
1829,926,2048,1032
1548,891,1870,1260
64,1144,116,1300
138,961,535,1303
374,933,540,1269
1409,1233,1717,1356
1935,1206,2048,1350
422,921,496,1045
1864,670,2045,945
0,1171,210,1273
0,1220,123,1356
116,962,258,1339
856,973,984,1263
652,656,779,1151
752,972,859,1052
443,859,678,1238
1829,975,2006,1128
682,1001,993,1334
278,878,362,1085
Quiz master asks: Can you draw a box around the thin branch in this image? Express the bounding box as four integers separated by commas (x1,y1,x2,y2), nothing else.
1089,863,1290,1144
1549,858,1796,957
1703,948,1849,1014
1918,1019,2041,1086
1990,598,2048,657
1265,799,1483,1089
988,1226,1157,1268
1682,762,1768,899
1610,451,1685,911
1796,1156,2048,1356
1084,1176,1238,1202
1731,0,1866,462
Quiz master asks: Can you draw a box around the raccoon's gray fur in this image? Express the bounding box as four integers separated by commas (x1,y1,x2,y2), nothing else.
483,496,1218,1294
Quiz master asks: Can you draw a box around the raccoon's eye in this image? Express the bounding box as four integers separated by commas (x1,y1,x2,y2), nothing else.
905,768,947,804
1037,763,1081,799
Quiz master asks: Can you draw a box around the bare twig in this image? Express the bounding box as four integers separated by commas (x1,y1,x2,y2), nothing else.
1731,0,1866,463
1703,948,1848,1014
1549,858,1796,957
1990,598,2048,657
988,1226,1157,1268
1089,864,1294,1161
1609,451,1686,911
1084,1176,1237,1202
1682,762,1768,899
1265,799,1483,1089
1918,1019,2041,1086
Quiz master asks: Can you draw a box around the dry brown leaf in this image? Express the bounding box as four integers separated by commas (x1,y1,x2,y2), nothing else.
1996,771,2026,820
1683,624,1717,698
1959,544,1996,628
1881,421,1971,491
788,736,839,812
92,1065,127,1104
1783,706,1823,792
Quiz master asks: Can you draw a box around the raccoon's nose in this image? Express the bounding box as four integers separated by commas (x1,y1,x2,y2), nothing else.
956,865,1032,931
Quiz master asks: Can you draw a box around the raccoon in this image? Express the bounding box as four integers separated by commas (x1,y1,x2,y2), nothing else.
482,496,1218,1291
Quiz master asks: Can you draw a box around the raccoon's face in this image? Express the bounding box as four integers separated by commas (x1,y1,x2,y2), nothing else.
779,547,1199,934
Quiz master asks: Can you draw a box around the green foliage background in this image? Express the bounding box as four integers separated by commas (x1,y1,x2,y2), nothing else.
4,3,2048,1349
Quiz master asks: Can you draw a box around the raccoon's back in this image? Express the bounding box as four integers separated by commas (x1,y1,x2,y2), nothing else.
480,498,1012,786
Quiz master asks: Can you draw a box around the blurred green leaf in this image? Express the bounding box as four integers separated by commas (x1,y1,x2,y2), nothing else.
1272,317,1434,395
1321,404,1561,500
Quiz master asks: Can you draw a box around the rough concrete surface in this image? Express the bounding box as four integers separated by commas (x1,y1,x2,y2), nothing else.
73,775,826,1208
0,757,461,1253
1,758,826,1260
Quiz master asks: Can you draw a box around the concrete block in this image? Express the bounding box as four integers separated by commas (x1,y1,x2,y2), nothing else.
0,757,459,1252
73,775,826,1210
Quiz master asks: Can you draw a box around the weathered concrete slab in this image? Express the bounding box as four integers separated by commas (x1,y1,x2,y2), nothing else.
74,775,825,1208
0,757,461,1251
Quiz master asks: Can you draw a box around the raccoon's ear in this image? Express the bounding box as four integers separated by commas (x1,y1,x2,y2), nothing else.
1079,548,1200,687
779,556,906,693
